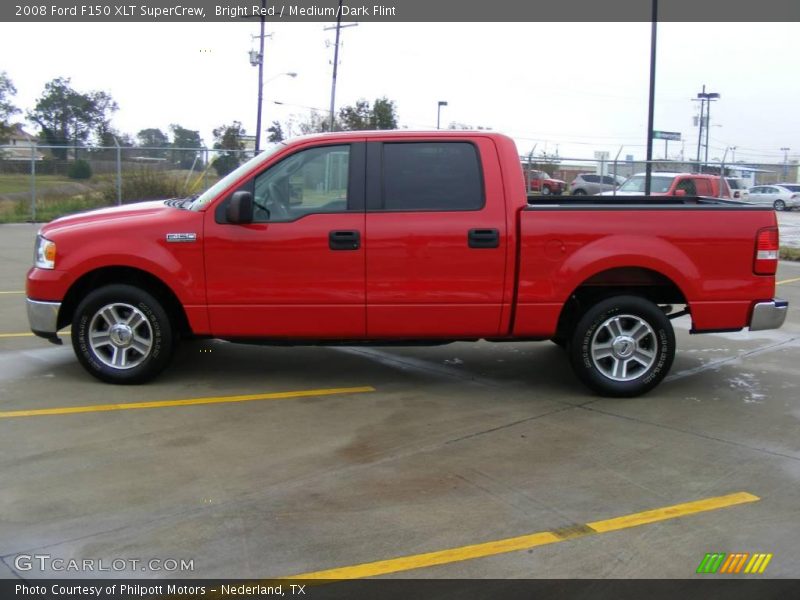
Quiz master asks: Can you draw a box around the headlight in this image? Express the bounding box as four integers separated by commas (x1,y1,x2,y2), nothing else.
34,235,56,269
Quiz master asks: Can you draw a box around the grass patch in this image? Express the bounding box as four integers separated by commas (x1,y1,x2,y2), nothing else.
0,193,108,223
0,174,80,194
780,246,800,261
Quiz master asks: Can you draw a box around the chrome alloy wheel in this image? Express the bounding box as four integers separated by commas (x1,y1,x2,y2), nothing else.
88,303,153,369
590,314,657,382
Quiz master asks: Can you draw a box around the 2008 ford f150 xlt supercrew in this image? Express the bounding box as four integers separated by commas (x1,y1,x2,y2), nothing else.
26,131,788,396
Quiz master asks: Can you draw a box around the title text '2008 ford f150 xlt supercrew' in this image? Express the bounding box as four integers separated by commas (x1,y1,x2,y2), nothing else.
26,131,787,396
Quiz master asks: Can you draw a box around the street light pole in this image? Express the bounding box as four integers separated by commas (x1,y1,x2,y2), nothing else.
437,100,448,130
644,0,657,196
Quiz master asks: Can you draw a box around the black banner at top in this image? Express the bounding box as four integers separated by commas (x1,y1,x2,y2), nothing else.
3,0,800,22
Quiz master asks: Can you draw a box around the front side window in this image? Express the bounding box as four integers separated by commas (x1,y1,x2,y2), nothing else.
252,145,350,222
381,142,483,211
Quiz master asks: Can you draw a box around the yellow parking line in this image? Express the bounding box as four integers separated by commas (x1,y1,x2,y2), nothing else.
0,386,376,419
279,491,759,580
776,276,800,285
0,290,25,295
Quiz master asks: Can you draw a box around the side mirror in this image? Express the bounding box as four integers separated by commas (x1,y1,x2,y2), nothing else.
226,191,254,224
674,189,687,197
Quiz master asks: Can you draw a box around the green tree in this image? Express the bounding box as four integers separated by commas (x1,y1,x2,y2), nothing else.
337,97,399,131
90,127,134,159
0,71,20,141
170,124,204,169
136,128,170,158
267,120,284,143
212,121,245,177
371,97,398,129
27,77,118,159
295,110,335,135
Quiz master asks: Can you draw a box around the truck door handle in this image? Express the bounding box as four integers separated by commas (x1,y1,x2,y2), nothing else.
329,230,361,250
468,228,500,249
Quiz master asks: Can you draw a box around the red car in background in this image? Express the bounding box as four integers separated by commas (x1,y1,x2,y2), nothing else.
525,169,565,195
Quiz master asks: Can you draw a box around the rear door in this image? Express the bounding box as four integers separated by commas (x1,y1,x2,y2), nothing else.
364,138,508,337
694,177,713,196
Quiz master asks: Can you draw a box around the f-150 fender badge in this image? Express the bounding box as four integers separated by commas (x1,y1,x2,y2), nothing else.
166,233,197,243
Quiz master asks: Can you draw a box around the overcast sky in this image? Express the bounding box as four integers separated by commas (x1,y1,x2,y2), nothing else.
1,21,798,164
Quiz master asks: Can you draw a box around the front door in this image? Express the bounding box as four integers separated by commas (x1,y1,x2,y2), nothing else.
204,142,366,338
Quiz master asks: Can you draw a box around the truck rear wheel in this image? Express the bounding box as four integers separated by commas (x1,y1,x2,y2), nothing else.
72,284,175,384
568,295,674,397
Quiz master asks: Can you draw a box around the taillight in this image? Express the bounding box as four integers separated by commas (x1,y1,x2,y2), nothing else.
754,227,779,275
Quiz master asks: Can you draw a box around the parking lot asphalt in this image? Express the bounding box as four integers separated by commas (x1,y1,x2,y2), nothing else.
1,222,799,580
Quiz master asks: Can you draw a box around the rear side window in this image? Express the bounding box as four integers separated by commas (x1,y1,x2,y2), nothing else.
694,178,712,195
382,142,483,211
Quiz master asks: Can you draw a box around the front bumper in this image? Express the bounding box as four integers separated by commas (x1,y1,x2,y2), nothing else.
26,298,63,344
749,298,788,331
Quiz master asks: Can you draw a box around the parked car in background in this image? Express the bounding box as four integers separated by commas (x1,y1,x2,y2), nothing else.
599,172,729,198
746,184,800,211
776,183,800,194
570,173,627,195
726,178,750,200
525,169,565,195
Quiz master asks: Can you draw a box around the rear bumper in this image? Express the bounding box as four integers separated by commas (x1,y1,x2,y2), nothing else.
26,298,63,344
749,298,788,331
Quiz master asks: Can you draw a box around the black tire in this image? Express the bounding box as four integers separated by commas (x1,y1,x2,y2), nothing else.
774,199,785,211
573,189,587,196
72,284,175,384
541,186,551,196
568,295,675,397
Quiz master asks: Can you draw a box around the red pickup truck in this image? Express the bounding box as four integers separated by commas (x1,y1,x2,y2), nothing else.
525,169,566,195
26,131,787,397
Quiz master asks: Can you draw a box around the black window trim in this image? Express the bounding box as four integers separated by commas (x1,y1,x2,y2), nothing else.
365,140,486,213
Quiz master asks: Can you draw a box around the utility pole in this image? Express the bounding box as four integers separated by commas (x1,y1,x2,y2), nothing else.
781,147,790,180
694,86,719,171
324,0,357,132
253,0,267,153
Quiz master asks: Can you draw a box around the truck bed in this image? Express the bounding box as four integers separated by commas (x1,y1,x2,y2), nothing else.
514,198,778,337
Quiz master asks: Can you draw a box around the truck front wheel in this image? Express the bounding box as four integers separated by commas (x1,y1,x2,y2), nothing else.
72,284,175,384
568,295,675,397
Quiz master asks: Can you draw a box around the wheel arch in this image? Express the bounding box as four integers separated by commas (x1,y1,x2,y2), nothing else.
554,266,688,339
59,266,192,338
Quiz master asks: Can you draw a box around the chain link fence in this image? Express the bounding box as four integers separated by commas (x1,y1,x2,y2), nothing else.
0,144,255,222
0,143,797,222
521,155,799,194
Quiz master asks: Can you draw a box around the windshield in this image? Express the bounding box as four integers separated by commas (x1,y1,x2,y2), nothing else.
781,184,800,192
618,175,675,193
189,142,285,210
